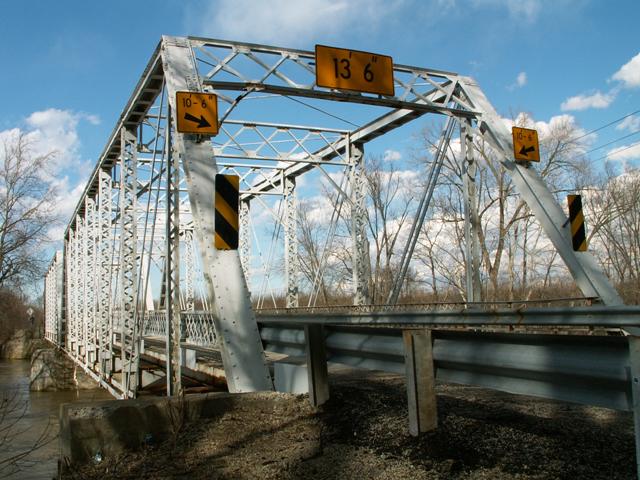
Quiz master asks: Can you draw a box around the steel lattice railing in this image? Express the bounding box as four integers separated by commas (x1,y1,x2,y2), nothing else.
142,311,218,347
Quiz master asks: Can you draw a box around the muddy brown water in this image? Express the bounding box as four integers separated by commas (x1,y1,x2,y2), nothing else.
0,359,112,479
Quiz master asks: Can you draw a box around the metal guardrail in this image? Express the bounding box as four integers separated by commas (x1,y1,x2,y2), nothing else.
129,307,638,413
257,304,639,416
256,304,640,326
260,323,632,412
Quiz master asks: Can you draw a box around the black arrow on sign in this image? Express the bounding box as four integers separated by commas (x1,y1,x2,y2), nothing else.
184,112,211,129
519,145,536,156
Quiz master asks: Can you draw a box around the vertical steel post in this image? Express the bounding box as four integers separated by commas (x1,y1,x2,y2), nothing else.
350,142,370,305
84,197,97,364
119,127,139,397
98,170,113,375
460,120,482,303
55,251,63,346
161,37,272,392
76,215,86,360
239,200,251,289
166,109,183,396
65,231,75,353
184,230,195,312
44,260,54,342
284,176,299,308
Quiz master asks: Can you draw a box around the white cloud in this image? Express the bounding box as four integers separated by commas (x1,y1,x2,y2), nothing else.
187,0,402,45
383,149,402,161
25,109,81,165
560,90,615,111
616,115,640,133
556,52,640,115
612,52,640,89
535,114,586,138
508,71,527,90
516,71,527,87
0,108,98,229
504,112,586,137
606,142,640,163
84,114,101,125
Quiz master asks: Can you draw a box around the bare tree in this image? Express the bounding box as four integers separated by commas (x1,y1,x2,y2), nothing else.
586,167,640,302
0,132,59,289
364,155,414,303
295,156,415,305
297,199,332,304
414,114,589,300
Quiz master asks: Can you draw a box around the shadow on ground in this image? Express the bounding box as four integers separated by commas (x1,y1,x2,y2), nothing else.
63,369,635,480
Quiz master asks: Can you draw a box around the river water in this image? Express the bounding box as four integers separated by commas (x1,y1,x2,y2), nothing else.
0,359,112,479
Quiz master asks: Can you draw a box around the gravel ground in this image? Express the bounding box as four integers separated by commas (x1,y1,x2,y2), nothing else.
64,369,636,480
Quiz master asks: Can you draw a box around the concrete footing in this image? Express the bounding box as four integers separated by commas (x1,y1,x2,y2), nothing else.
59,391,302,469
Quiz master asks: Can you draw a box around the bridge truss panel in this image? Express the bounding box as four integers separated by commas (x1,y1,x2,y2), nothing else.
118,127,140,396
84,196,98,364
98,170,113,375
44,251,63,345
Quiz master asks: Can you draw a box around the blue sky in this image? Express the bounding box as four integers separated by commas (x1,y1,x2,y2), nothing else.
1,0,639,232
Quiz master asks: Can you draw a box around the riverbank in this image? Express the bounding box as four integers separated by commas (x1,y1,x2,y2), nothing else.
0,328,47,360
0,360,112,479
63,367,636,480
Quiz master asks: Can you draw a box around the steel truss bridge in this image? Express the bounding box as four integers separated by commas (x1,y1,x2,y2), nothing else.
41,36,640,475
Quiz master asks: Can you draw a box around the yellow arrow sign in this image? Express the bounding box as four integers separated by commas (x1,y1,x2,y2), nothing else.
512,126,540,162
176,92,219,135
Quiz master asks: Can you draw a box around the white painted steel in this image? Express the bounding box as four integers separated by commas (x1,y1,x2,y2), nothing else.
350,143,370,305
119,127,140,396
161,36,273,392
284,176,299,308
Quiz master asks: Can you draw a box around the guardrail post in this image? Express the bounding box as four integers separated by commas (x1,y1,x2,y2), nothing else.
305,324,329,407
403,328,437,436
629,336,640,479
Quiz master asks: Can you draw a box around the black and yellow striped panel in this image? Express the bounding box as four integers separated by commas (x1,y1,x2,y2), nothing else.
567,194,587,252
214,174,239,250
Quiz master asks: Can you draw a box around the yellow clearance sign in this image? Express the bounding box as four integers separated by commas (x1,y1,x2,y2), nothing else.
315,45,394,97
512,126,540,162
176,92,219,135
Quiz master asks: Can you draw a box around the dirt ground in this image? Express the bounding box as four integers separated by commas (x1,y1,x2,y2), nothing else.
64,368,636,480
